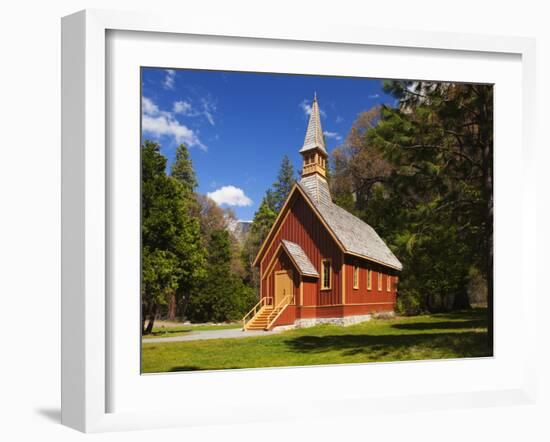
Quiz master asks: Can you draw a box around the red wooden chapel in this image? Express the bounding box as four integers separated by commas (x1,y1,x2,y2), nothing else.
243,94,402,331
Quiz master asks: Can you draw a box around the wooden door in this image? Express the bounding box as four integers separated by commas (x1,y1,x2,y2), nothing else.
274,271,293,306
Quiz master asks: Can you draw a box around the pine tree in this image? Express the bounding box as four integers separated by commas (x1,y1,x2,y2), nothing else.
171,143,197,194
330,82,493,342
251,197,278,240
271,155,295,213
240,196,277,290
166,143,204,320
188,230,242,322
141,141,205,333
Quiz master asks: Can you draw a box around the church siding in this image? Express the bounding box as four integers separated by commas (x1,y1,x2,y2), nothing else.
261,193,342,305
250,94,400,330
344,255,397,307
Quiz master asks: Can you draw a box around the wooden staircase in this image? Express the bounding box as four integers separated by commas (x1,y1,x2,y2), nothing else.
242,294,292,331
244,306,274,330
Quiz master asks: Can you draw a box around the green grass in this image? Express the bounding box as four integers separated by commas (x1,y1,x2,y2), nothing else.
143,323,241,339
141,309,491,373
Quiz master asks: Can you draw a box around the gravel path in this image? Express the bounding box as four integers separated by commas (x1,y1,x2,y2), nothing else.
142,328,283,344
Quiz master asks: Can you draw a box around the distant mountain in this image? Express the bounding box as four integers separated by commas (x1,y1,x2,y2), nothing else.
227,220,252,243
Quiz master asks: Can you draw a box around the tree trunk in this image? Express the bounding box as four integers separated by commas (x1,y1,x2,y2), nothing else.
144,304,157,335
141,303,147,334
453,285,471,310
167,293,177,321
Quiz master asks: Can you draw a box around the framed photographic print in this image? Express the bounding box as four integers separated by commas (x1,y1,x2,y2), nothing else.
61,9,537,433
138,67,493,375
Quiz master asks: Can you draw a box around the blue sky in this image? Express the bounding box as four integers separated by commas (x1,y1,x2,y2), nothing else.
141,68,396,221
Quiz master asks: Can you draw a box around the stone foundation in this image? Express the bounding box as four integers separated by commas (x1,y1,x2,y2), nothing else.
272,313,393,332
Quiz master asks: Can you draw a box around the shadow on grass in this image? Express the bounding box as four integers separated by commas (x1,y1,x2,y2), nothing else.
430,309,489,321
391,319,486,331
285,331,491,358
168,366,241,372
168,366,201,372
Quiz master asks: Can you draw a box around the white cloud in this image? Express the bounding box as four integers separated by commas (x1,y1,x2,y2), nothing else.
142,96,206,150
142,114,205,150
164,69,176,90
142,96,159,115
207,185,253,207
173,100,193,114
299,99,327,118
368,93,380,99
171,97,216,125
200,97,216,126
335,115,344,124
323,130,342,141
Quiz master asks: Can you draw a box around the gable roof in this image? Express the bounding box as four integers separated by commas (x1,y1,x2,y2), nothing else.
281,240,319,277
297,175,403,271
299,94,327,155
253,93,401,272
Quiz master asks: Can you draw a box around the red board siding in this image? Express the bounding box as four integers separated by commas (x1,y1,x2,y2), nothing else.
260,193,342,305
263,251,300,304
301,278,317,306
258,191,399,321
345,255,397,307
272,305,296,327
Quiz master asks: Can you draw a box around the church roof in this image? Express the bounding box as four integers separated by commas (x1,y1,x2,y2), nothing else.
281,240,319,277
299,94,327,155
297,175,403,271
254,94,402,271
299,173,332,205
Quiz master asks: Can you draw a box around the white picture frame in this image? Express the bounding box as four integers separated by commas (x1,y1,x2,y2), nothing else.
61,9,537,433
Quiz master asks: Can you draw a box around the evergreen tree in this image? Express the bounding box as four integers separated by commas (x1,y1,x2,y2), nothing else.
141,141,204,333
166,143,202,319
171,143,198,194
252,196,278,238
188,230,246,322
271,155,295,213
372,81,492,320
329,82,493,342
241,196,278,290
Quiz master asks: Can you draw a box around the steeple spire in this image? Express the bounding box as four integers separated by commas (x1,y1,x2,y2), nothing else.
300,94,328,178
300,94,326,155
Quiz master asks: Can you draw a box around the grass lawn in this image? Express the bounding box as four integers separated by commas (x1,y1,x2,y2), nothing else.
141,309,491,373
143,322,241,339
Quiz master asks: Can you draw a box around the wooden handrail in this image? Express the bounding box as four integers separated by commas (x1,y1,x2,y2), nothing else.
242,296,272,330
266,294,292,330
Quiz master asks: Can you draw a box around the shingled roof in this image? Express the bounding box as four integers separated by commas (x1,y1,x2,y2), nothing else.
254,94,401,272
299,94,327,155
297,175,403,271
281,240,319,277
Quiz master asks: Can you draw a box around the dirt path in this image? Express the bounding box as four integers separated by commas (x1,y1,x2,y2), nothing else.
142,328,284,344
